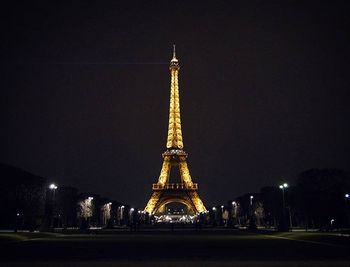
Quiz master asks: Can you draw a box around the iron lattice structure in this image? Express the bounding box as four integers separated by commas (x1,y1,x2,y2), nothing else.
144,46,207,215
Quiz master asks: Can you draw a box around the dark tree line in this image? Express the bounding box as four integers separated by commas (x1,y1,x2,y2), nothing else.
0,163,46,231
232,168,350,230
294,168,350,229
0,163,130,231
2,163,349,231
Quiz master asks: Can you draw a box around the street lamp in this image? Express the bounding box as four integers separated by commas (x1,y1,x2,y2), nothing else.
279,183,288,210
49,183,58,200
212,207,217,225
49,183,58,190
248,195,256,230
48,183,58,231
118,205,125,225
279,182,291,231
345,193,350,228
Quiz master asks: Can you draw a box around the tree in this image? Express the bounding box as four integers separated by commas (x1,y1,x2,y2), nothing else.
260,186,281,228
295,169,350,229
0,163,46,231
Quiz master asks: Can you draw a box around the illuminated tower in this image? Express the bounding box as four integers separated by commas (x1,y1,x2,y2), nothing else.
144,46,207,215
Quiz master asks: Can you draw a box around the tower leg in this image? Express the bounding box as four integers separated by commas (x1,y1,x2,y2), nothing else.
144,191,162,214
179,161,193,186
158,158,171,185
188,191,207,213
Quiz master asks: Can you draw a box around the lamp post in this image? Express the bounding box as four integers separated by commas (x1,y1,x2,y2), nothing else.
279,183,291,231
345,193,350,227
49,183,58,231
119,205,125,225
87,197,93,228
212,207,217,226
129,208,135,227
49,183,58,200
231,201,237,227
279,183,288,210
232,201,237,216
220,205,224,225
103,202,112,227
248,195,256,230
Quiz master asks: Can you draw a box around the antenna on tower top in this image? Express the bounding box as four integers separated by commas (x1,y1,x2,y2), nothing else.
170,44,178,64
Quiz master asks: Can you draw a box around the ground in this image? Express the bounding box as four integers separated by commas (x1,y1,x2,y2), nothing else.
0,229,350,266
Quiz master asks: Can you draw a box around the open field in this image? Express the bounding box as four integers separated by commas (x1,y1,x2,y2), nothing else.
1,230,350,266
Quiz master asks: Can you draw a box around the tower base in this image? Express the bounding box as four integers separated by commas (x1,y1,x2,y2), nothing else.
144,183,206,215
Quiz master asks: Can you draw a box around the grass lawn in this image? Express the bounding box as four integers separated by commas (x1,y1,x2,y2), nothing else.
0,230,349,266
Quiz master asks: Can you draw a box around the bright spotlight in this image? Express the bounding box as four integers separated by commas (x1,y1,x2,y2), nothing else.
49,183,57,190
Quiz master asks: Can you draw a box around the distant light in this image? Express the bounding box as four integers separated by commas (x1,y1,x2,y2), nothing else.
345,194,350,198
232,201,236,205
250,195,254,199
121,205,125,208
130,208,134,212
221,205,224,208
49,183,58,190
108,202,112,205
212,207,216,211
279,183,288,189
16,213,20,216
88,197,94,200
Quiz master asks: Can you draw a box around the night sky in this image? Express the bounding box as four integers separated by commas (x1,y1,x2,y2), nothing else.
1,1,349,208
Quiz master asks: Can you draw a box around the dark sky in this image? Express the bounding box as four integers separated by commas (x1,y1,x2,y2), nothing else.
1,1,349,208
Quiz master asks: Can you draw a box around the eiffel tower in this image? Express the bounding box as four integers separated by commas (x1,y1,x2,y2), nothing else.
144,46,207,215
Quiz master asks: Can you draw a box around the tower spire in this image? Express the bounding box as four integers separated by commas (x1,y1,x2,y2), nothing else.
172,44,176,60
167,45,182,149
170,44,178,65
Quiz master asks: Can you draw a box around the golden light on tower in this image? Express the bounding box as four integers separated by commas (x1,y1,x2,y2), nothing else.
144,45,207,215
